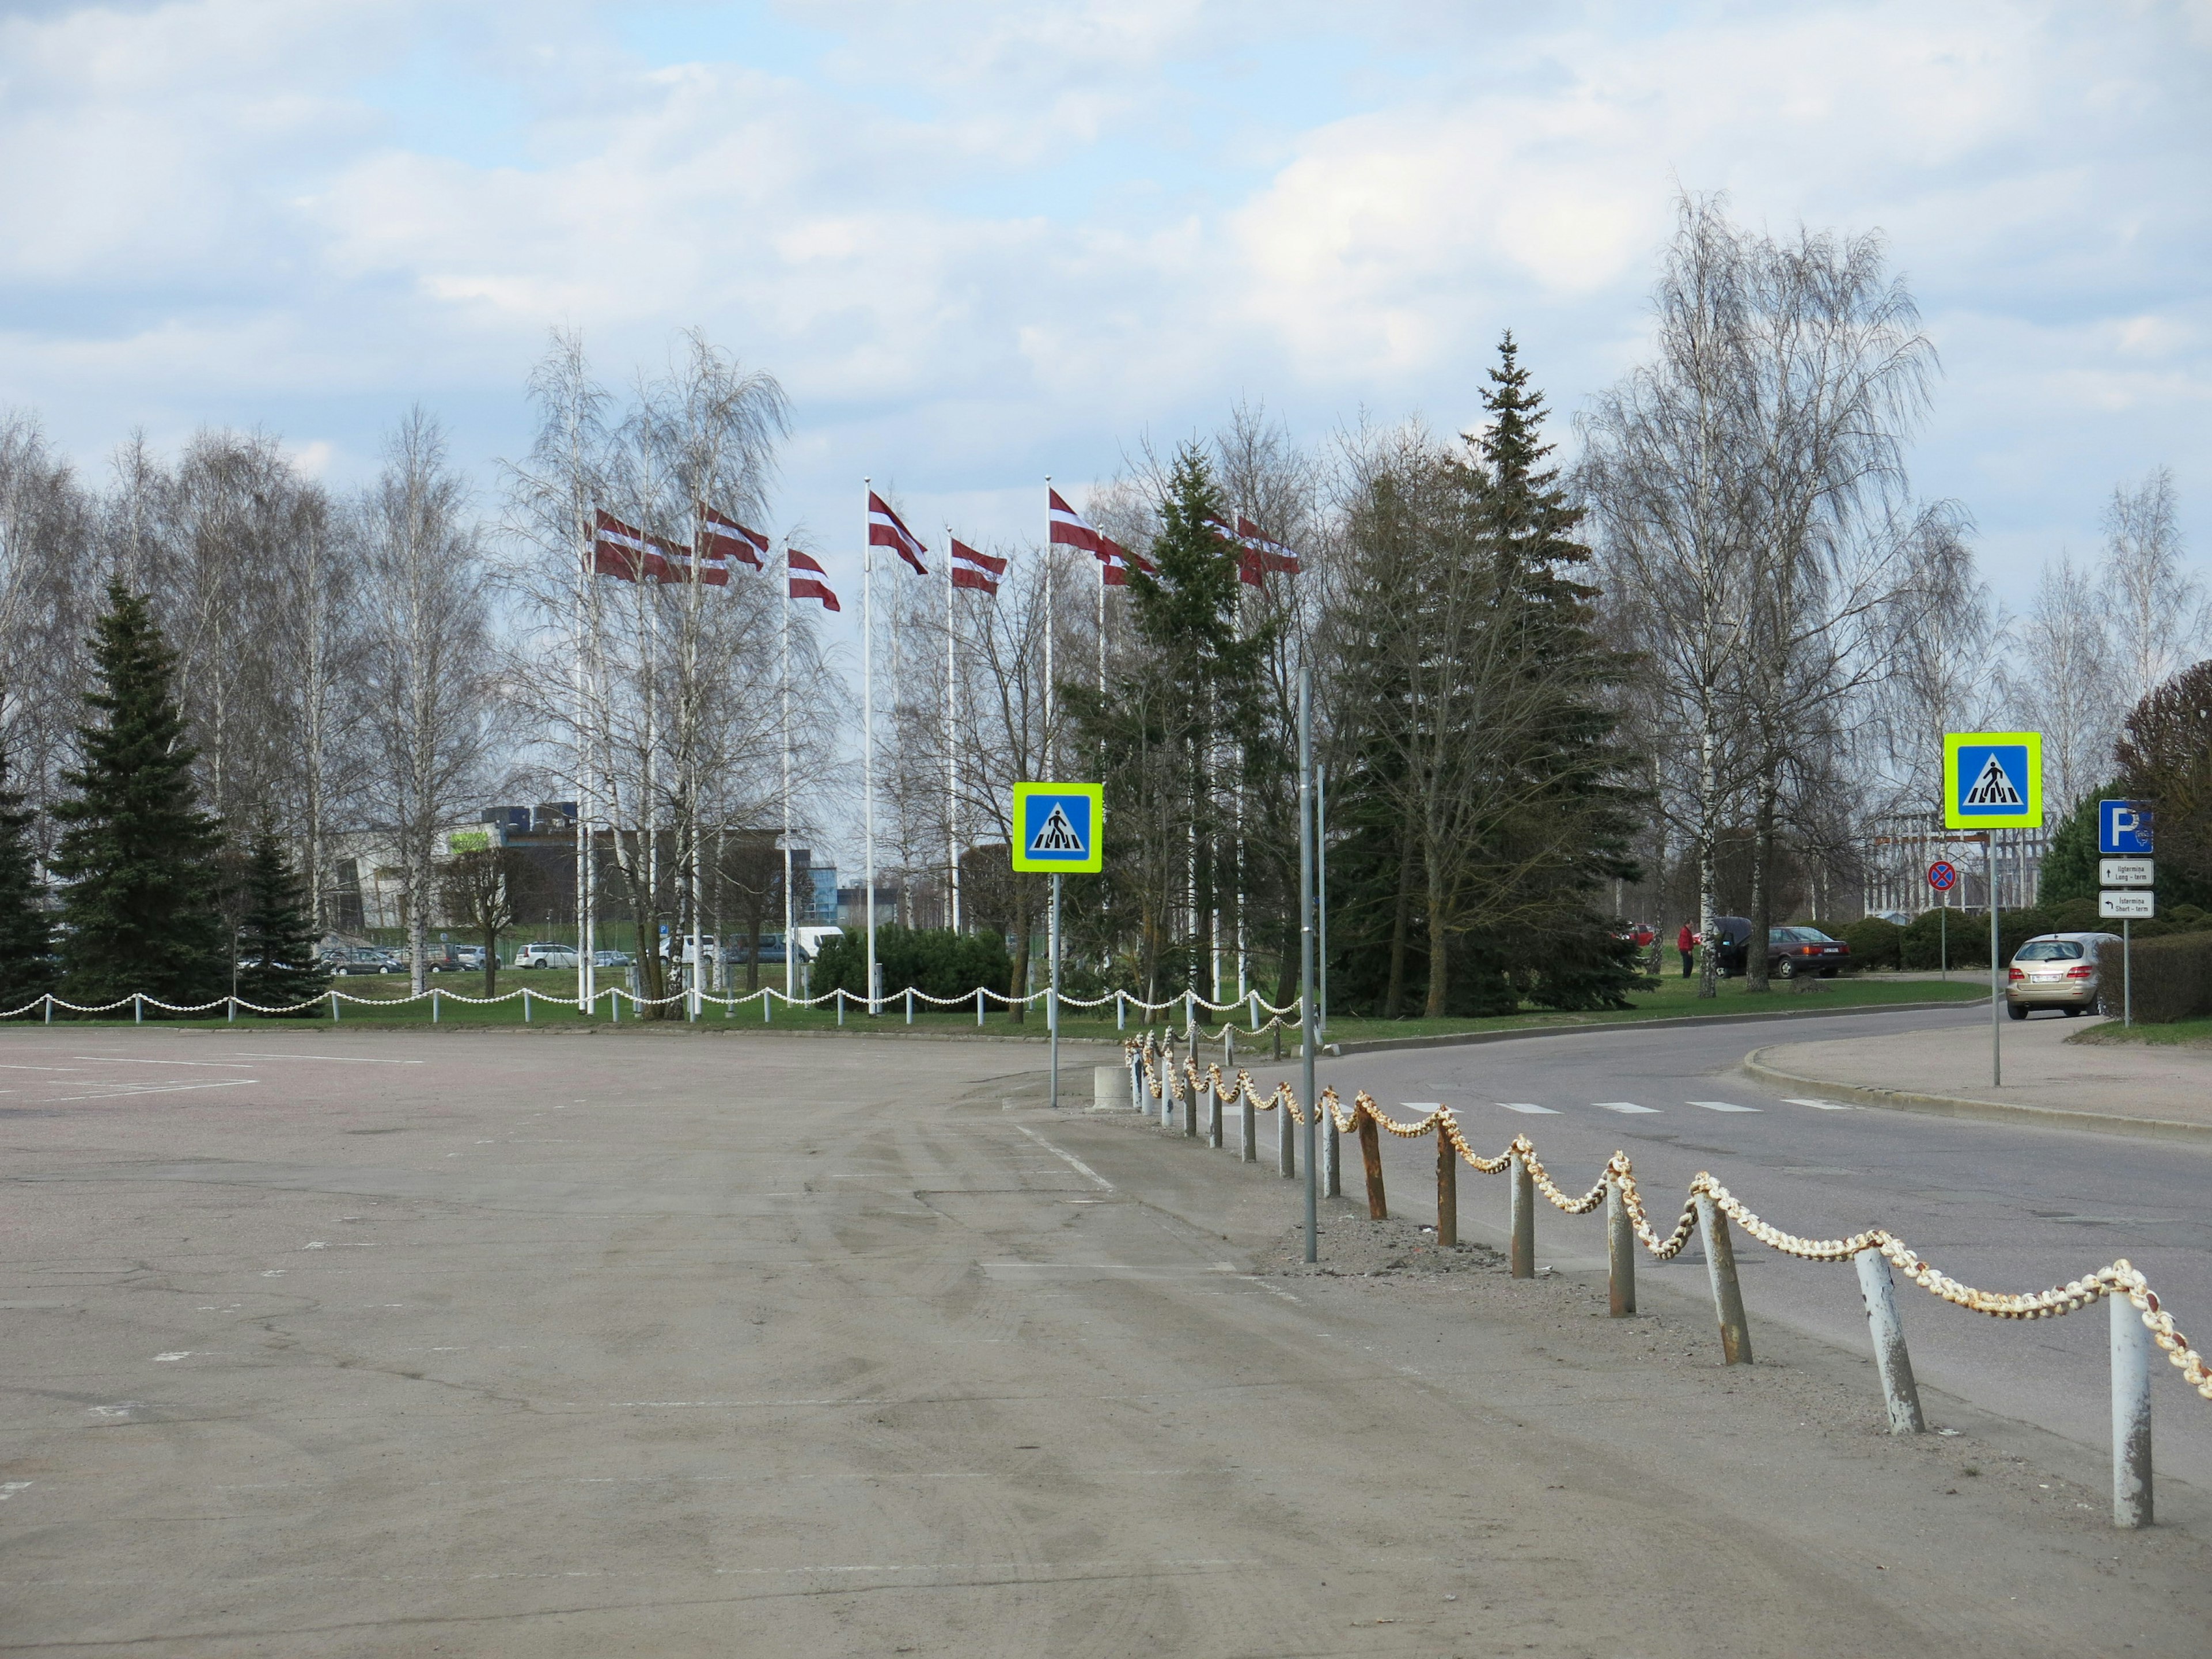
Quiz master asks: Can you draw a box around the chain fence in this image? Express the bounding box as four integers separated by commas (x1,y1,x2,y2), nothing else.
1124,1029,2203,1527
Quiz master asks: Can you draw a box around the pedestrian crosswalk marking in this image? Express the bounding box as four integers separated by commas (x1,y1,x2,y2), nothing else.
1593,1100,1660,1114
1687,1099,1760,1113
1497,1101,1559,1115
1781,1097,1857,1111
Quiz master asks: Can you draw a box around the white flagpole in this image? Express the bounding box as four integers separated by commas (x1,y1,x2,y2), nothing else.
574,499,594,1013
1041,476,1054,779
863,479,878,1017
945,525,959,932
782,550,794,1001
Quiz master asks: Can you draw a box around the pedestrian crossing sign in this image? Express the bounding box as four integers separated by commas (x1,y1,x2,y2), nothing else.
1942,731,2042,829
1011,782,1104,873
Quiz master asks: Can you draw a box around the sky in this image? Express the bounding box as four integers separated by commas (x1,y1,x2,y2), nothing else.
1,0,2207,626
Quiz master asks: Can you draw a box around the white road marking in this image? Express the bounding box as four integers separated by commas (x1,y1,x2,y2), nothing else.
1497,1101,1558,1115
54,1079,259,1098
0,1483,31,1501
70,1056,253,1067
1687,1099,1761,1113
152,1353,192,1362
1012,1123,1113,1191
225,1052,425,1064
1593,1100,1660,1114
1781,1096,1858,1111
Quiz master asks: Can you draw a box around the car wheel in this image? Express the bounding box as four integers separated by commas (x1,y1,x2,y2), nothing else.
1777,959,1798,979
2007,1002,2029,1021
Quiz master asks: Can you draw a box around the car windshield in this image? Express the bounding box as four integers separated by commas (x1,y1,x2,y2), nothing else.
1771,927,1832,943
2015,940,2084,961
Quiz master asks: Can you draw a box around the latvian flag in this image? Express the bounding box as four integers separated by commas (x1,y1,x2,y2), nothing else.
697,507,770,584
593,510,672,583
1236,514,1301,585
1049,486,1154,586
868,491,929,575
950,538,1005,595
787,550,840,612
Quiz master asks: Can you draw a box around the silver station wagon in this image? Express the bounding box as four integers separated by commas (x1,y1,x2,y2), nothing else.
2005,931,2123,1019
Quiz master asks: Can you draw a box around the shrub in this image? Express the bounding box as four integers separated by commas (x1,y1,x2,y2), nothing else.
813,925,1012,1002
2116,930,2212,1023
1840,917,1902,971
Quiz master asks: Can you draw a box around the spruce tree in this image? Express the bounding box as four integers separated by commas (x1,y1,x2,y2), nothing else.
235,829,331,1011
52,585,229,1010
0,752,56,1009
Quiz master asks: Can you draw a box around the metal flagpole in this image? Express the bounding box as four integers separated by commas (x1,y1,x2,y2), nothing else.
1041,476,1054,779
945,526,959,932
863,479,878,1017
1300,663,1318,1263
782,550,794,1001
574,496,594,1012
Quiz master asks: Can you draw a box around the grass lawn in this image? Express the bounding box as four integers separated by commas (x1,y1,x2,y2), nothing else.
5,967,1989,1039
2069,1017,2212,1048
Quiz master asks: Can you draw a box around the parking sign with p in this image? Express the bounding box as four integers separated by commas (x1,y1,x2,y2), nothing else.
2100,799,2152,855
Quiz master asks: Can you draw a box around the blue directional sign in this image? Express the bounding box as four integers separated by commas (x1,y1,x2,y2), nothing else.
2099,799,2153,856
1942,732,2043,829
1010,782,1104,873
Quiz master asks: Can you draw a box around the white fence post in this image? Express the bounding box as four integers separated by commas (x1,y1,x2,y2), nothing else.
2112,1290,2154,1528
906,987,914,1025
522,987,532,1024
134,993,143,1026
1855,1249,1925,1433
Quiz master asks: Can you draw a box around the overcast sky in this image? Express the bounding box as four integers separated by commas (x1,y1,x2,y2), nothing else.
2,0,2206,619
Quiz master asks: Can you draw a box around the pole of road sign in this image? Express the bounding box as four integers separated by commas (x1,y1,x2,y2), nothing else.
1049,872,1062,1109
1298,664,1318,1264
1990,831,2002,1088
2124,918,2132,1027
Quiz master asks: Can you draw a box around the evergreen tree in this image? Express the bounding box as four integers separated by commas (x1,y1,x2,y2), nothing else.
0,752,56,1009
52,585,229,1010
235,828,331,1010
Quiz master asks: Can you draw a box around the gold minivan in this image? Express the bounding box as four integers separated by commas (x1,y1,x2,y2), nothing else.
2005,932,2123,1019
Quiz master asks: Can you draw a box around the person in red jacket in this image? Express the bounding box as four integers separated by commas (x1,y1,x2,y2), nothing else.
1676,922,1698,979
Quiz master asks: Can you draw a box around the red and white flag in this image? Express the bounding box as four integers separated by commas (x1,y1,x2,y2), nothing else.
868,491,929,575
1047,487,1097,554
1238,514,1301,577
950,537,1005,595
698,507,769,584
1051,487,1154,585
594,510,690,583
786,549,840,612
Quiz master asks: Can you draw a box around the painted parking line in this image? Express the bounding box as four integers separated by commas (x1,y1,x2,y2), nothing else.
1593,1100,1661,1114
1686,1099,1761,1113
1497,1101,1559,1115
1780,1096,1858,1111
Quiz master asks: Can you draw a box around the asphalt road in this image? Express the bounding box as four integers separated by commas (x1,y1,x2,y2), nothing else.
1232,1002,2212,1490
3,1022,2209,1656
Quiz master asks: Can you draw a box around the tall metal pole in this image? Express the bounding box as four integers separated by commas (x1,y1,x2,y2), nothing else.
1316,764,1329,1041
945,526,959,931
1990,830,2002,1087
1050,873,1063,1109
1299,664,1318,1264
863,479,878,1017
781,552,795,1000
1041,476,1055,780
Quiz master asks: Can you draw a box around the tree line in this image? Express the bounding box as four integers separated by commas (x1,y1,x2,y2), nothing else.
0,194,2195,1018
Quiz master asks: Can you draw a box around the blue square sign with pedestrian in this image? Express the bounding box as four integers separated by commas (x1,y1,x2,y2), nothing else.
1010,782,1104,873
2100,799,2153,855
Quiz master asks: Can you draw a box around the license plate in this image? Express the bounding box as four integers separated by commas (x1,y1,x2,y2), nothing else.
2032,973,2062,982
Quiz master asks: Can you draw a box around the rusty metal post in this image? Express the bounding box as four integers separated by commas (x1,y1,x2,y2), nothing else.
1182,1072,1198,1138
1323,1111,1340,1198
1278,1085,1297,1178
1607,1175,1636,1316
1855,1249,1925,1433
1356,1107,1386,1218
1510,1153,1535,1278
1206,1077,1222,1149
1434,1127,1457,1245
1240,1088,1257,1164
1695,1193,1753,1365
2112,1290,2153,1528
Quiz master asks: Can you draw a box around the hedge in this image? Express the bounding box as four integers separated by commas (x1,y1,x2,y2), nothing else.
2113,930,2212,1023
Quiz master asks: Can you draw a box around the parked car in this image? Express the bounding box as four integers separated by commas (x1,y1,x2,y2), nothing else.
514,942,580,970
421,944,467,974
592,949,634,969
1706,919,1851,978
455,945,490,971
2006,932,2122,1019
320,946,390,977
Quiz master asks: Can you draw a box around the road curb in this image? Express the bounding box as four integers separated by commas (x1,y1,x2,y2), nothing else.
1739,1047,2212,1146
1307,997,1988,1059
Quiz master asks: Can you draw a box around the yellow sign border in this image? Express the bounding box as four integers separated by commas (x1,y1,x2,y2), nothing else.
1011,782,1104,873
1942,730,2043,830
